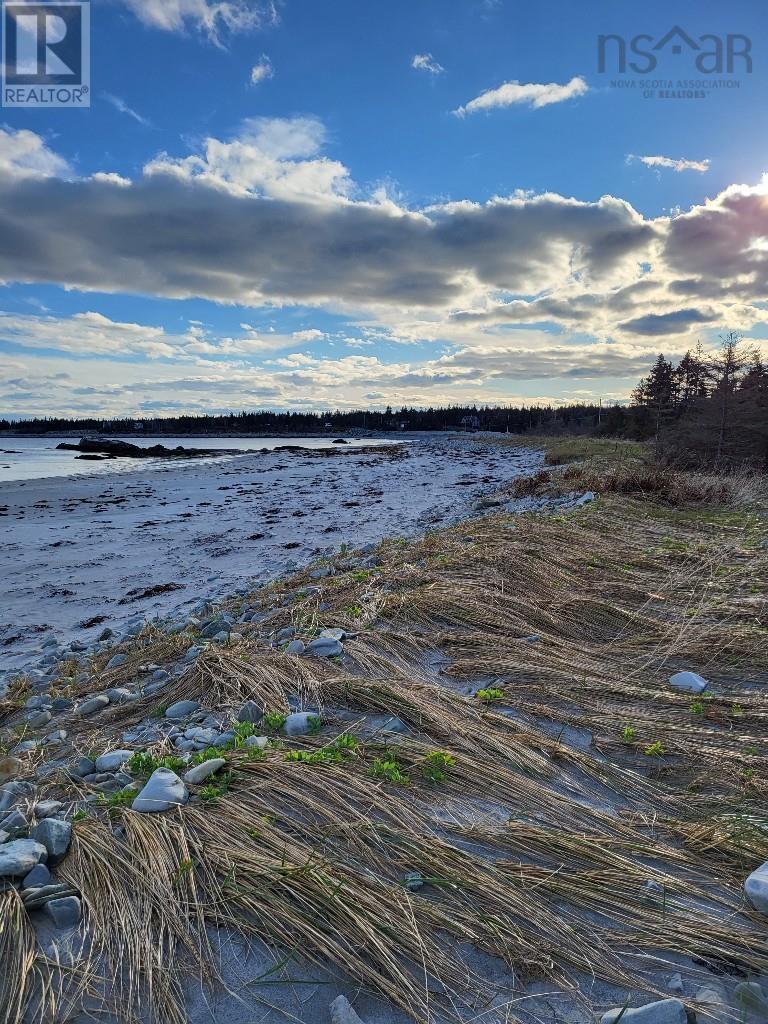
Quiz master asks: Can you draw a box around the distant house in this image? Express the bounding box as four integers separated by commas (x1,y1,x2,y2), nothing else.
396,420,409,431
460,414,481,432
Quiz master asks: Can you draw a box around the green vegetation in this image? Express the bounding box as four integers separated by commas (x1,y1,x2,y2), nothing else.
263,711,288,733
127,751,187,777
421,751,456,783
644,741,665,758
621,725,637,742
476,687,504,703
368,756,410,785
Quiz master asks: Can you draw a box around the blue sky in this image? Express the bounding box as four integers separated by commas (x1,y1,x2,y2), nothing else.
1,0,768,417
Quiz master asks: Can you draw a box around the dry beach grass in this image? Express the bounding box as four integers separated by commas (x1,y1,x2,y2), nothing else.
1,441,767,1024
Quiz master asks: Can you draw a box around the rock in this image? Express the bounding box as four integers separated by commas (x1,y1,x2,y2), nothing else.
0,839,47,877
734,982,768,1019
330,995,367,1024
105,688,134,704
284,712,320,737
745,861,768,913
132,768,188,813
183,759,226,784
243,735,268,750
97,627,113,641
285,639,305,655
667,973,684,995
201,619,231,639
76,695,110,716
164,700,200,720
94,750,133,773
32,818,71,864
45,895,81,928
213,731,235,747
22,863,51,888
695,986,729,1023
668,671,708,694
601,999,686,1024
309,566,332,579
0,757,22,783
0,781,34,814
70,757,96,779
237,701,263,724
106,654,128,670
320,628,345,641
34,800,62,818
0,809,27,831
27,710,52,728
307,637,343,657
276,627,295,641
51,697,73,712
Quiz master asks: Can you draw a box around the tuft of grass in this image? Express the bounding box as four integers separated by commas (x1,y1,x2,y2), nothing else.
127,751,187,777
476,687,504,704
368,756,410,785
621,725,637,742
644,741,665,757
263,711,288,733
421,751,456,783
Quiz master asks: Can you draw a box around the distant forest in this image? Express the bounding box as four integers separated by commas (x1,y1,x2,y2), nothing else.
3,333,766,469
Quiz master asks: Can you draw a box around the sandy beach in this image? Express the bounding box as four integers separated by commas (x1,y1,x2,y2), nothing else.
0,434,541,671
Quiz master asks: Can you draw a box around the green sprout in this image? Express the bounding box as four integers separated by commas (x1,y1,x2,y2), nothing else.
421,750,456,783
368,757,410,785
621,725,637,742
263,711,288,733
476,687,504,703
644,741,665,757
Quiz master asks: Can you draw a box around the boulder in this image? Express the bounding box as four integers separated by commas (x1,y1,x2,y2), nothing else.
0,839,48,877
44,895,81,928
164,700,200,720
284,712,320,737
237,701,263,724
307,637,343,657
94,750,133,773
32,818,72,864
183,758,226,785
132,768,188,813
0,781,35,814
76,695,110,716
668,671,708,694
22,863,51,888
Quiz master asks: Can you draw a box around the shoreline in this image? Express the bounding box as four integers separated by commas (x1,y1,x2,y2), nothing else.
0,435,543,675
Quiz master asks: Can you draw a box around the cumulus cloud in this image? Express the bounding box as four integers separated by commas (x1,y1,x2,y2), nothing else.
250,55,274,84
412,53,444,75
628,154,710,174
118,0,278,44
454,75,588,116
144,116,351,201
0,128,71,179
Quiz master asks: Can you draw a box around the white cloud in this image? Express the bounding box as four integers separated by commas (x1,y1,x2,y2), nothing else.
412,53,444,75
250,54,274,84
454,75,588,116
628,154,710,174
144,116,352,201
0,128,70,178
103,92,153,127
118,0,278,44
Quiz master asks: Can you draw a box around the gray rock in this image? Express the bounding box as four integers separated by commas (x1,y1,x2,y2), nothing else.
105,688,134,704
320,628,345,641
76,695,110,716
0,809,27,831
32,818,71,864
330,995,367,1024
745,861,768,913
284,712,320,737
243,735,268,750
0,781,35,814
27,710,52,728
276,627,295,641
285,639,305,655
307,637,343,657
237,701,263,724
22,863,51,888
106,654,128,670
213,731,235,747
0,839,47,877
183,759,226,784
734,982,768,1018
70,757,96,779
97,627,114,641
25,695,50,709
94,750,133,773
201,619,230,639
45,895,81,928
50,697,74,712
164,700,200,720
667,973,684,995
34,800,62,818
668,671,708,694
132,768,188,813
601,999,686,1024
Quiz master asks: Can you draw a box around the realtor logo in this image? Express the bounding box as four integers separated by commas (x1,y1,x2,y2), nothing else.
2,1,90,107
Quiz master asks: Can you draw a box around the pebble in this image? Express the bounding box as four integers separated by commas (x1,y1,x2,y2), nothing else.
237,701,263,724
27,710,52,728
76,695,110,716
601,999,686,1024
276,627,295,641
668,671,708,694
1,809,27,831
243,735,268,750
132,768,188,813
0,839,48,877
45,895,81,928
745,861,768,913
94,750,133,773
667,973,684,995
0,781,35,814
106,654,129,670
165,700,200,720
284,712,320,737
105,688,134,704
320,628,345,641
70,757,96,779
307,637,343,657
285,639,305,655
183,759,226,784
32,818,72,864
34,800,63,818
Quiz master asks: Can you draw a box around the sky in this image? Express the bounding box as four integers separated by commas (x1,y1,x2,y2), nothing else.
1,0,768,419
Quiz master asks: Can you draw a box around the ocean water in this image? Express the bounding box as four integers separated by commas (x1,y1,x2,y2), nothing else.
0,435,398,484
